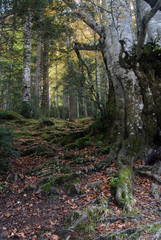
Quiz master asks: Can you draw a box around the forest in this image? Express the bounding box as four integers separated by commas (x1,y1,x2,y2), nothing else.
0,0,161,239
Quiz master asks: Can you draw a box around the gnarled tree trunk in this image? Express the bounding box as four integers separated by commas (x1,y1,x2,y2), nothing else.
64,0,161,211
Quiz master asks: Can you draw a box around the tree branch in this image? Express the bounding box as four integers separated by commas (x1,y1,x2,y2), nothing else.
63,0,102,36
136,0,161,60
73,41,101,51
88,0,111,14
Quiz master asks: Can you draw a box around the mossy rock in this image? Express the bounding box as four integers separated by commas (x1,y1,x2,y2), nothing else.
38,118,55,128
41,131,67,142
65,135,92,150
75,117,94,124
21,144,55,156
60,130,87,146
0,111,25,121
41,173,80,196
54,173,79,185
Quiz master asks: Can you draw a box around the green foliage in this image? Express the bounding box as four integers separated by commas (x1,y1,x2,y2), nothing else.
20,102,39,119
0,126,18,173
143,42,161,55
109,176,120,185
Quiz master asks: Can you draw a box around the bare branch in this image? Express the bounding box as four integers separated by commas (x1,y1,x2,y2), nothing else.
136,0,161,60
88,0,111,14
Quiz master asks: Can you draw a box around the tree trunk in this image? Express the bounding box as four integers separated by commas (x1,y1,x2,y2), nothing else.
22,14,32,103
66,0,161,210
63,83,68,119
99,0,144,211
95,51,102,107
21,14,32,118
55,61,60,119
0,73,5,110
69,85,77,120
35,30,41,113
41,42,50,117
66,23,77,121
134,0,161,45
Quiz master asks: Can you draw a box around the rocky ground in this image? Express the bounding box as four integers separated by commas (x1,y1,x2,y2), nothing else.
0,116,161,240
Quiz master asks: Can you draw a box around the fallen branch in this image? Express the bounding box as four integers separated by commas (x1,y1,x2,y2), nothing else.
133,165,153,171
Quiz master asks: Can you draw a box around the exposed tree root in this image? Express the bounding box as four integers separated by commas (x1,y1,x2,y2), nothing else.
111,165,134,211
136,170,161,184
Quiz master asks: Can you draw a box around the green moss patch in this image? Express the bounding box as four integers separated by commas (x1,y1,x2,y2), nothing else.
65,135,92,150
0,110,25,121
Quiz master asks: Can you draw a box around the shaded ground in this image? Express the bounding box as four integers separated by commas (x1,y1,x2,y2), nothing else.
0,117,161,240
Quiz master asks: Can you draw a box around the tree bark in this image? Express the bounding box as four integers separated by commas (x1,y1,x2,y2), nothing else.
0,73,5,110
41,42,50,117
95,51,102,107
22,14,32,103
135,0,161,59
35,30,42,113
55,61,60,119
64,0,161,211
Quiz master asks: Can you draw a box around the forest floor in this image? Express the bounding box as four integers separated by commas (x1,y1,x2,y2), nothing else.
0,117,161,240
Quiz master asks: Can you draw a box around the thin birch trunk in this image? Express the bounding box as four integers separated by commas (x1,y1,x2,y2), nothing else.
22,14,32,103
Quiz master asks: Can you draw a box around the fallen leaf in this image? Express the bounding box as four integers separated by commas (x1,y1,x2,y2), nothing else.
70,204,77,209
50,234,59,240
5,213,12,218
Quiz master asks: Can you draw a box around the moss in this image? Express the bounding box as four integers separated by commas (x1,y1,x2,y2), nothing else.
38,118,55,128
75,117,94,124
65,142,78,150
110,165,134,210
41,133,49,140
65,135,92,150
14,131,34,137
64,211,81,227
22,144,52,156
0,110,25,121
54,173,79,185
60,130,88,145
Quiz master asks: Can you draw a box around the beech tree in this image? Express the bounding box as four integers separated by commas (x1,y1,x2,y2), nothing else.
63,0,161,211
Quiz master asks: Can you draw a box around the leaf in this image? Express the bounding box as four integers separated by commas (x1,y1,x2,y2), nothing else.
5,213,12,218
50,235,59,240
70,204,77,209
